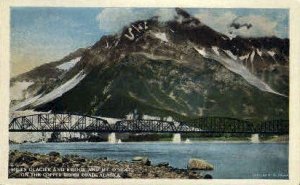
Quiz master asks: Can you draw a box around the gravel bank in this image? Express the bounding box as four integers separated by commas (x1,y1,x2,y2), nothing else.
9,150,211,179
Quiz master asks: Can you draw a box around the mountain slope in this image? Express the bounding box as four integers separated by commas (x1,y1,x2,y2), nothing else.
10,48,88,110
11,8,289,121
34,51,288,120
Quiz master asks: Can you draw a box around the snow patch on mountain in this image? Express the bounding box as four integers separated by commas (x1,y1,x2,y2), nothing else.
268,51,276,57
124,28,135,40
228,33,237,40
11,94,43,111
128,91,147,103
32,70,86,106
57,57,81,71
169,91,176,101
12,71,86,110
10,81,34,100
103,81,112,95
194,46,286,97
212,46,220,55
224,50,237,60
153,32,169,42
239,53,250,60
194,47,207,57
256,49,263,57
222,60,285,96
250,50,255,62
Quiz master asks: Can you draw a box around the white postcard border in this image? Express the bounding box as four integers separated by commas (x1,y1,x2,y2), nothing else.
1,0,300,185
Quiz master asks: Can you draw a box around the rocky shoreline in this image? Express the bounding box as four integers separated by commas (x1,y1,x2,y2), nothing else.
9,150,213,179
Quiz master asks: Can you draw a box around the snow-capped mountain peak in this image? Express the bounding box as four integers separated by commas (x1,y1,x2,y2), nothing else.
10,8,289,121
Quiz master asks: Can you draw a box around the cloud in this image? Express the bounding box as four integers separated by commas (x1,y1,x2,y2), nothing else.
230,15,277,38
96,8,287,38
96,8,146,33
154,8,177,22
96,8,177,34
195,11,237,35
194,10,280,38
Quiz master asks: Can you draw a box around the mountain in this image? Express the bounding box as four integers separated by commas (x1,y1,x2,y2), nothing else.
10,8,289,121
10,47,89,110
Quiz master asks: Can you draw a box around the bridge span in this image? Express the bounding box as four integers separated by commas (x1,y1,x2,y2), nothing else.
9,113,289,134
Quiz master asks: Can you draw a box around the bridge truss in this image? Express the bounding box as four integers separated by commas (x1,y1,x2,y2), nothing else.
9,113,289,134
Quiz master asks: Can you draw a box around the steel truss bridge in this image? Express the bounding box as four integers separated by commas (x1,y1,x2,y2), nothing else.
9,113,289,134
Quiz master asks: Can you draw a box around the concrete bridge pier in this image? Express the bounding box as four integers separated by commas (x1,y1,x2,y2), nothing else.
250,134,260,143
172,133,181,143
108,132,117,143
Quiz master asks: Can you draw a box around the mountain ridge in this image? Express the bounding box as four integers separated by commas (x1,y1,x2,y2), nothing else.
10,8,289,121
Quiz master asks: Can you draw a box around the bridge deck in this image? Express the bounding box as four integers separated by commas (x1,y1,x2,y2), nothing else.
9,113,289,134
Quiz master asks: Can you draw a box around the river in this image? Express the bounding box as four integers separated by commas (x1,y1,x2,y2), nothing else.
10,142,288,179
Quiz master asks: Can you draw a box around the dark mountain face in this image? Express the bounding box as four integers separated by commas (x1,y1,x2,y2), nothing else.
11,8,289,121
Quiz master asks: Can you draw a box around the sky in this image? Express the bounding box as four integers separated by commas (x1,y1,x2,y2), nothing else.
10,7,288,77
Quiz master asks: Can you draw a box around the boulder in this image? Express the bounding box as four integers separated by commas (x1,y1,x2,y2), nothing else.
31,161,43,168
14,154,37,164
187,158,213,170
73,157,86,162
132,156,151,166
48,151,60,157
54,158,63,163
120,171,131,178
157,162,169,167
188,171,199,179
20,163,29,168
204,174,213,179
40,157,50,164
62,157,70,163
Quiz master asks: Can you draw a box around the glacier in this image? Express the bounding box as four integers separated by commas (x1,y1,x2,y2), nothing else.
12,70,86,110
10,81,34,100
57,57,81,71
153,32,169,42
194,47,286,97
32,70,86,106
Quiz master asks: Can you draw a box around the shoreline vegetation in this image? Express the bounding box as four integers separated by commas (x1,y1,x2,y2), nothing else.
9,150,213,179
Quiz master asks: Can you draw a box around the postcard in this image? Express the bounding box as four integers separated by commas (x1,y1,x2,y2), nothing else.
1,0,300,185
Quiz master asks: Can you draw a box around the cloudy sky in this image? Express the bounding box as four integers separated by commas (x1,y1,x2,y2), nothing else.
11,7,288,77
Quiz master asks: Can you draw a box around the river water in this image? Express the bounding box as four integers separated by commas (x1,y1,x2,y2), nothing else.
10,142,288,179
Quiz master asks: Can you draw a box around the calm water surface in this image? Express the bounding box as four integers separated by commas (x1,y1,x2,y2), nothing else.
10,142,288,179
